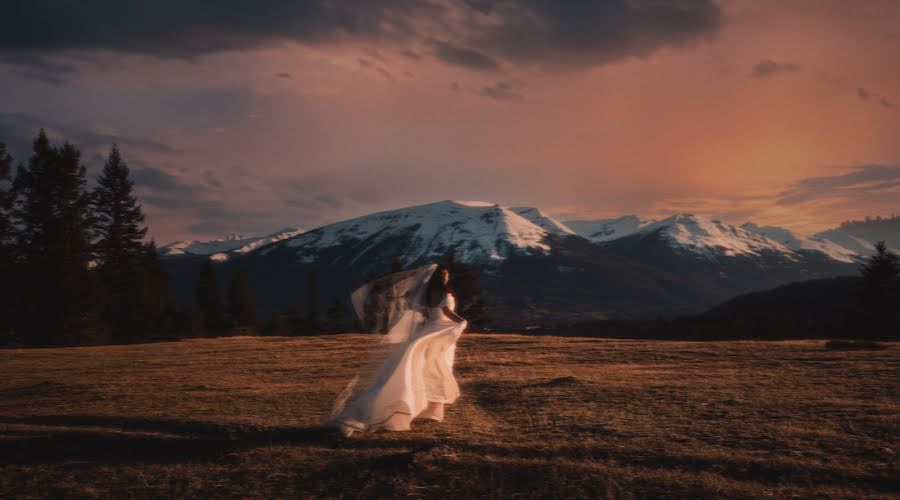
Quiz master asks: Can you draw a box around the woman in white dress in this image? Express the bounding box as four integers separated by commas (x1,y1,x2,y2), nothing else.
326,264,467,437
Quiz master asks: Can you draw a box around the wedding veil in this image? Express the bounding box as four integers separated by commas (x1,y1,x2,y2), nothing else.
327,263,439,422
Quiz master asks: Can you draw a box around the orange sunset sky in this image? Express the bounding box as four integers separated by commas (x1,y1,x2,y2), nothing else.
2,0,899,243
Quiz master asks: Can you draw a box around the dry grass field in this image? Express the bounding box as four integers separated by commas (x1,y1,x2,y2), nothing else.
0,334,897,498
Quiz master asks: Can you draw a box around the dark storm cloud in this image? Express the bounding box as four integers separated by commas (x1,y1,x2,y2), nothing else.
1,1,722,71
0,0,430,58
777,165,900,205
0,52,78,85
749,59,801,79
462,0,722,69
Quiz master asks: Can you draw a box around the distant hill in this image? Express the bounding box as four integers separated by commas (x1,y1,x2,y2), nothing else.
706,276,860,318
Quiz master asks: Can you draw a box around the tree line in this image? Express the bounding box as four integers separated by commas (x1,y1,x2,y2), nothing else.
0,130,489,346
0,130,261,346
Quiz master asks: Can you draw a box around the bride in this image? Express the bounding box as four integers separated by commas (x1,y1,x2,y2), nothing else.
326,263,467,437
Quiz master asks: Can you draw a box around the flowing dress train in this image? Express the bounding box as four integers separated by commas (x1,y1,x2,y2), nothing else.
330,293,466,433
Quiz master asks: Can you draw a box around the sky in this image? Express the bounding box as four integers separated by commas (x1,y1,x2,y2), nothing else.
2,0,899,244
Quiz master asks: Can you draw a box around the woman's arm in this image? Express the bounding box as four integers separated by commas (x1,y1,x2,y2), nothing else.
442,307,466,324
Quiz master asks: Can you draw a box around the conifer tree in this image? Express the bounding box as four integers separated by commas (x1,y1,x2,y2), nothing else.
11,130,95,343
0,143,15,338
325,298,346,333
92,145,148,272
0,142,12,249
137,241,177,339
91,145,152,341
306,268,320,333
227,266,258,330
192,259,226,336
285,302,301,335
855,241,900,336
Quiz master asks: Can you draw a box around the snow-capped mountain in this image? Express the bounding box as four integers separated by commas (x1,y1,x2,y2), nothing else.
159,227,304,260
741,223,857,263
564,215,652,243
629,214,798,260
261,200,555,266
509,206,575,236
813,217,900,256
568,214,864,264
158,200,870,326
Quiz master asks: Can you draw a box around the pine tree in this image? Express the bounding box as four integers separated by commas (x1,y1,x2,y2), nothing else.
91,145,153,341
192,259,226,337
0,142,12,249
227,266,258,331
306,268,320,333
285,302,301,335
855,241,900,336
0,143,15,338
10,130,95,344
137,241,177,340
92,145,148,271
324,298,346,333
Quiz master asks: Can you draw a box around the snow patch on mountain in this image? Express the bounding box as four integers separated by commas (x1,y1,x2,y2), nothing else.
814,218,900,256
637,214,799,260
509,206,575,235
271,200,553,265
159,227,304,259
564,215,653,243
741,223,858,263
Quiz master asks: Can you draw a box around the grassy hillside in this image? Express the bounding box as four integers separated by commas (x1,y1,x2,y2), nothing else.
1,335,897,498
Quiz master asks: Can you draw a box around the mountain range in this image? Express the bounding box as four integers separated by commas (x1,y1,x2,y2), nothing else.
158,200,897,327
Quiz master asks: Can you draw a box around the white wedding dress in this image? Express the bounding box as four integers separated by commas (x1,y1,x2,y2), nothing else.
328,291,466,436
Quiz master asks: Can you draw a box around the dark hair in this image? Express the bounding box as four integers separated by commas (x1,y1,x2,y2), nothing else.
424,266,451,308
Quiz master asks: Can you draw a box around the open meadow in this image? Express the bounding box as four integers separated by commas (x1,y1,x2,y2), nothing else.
0,334,897,498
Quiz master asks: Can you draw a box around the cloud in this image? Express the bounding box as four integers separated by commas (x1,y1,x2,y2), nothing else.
0,112,180,162
0,52,79,84
777,164,900,205
135,166,278,238
430,40,501,71
377,67,396,83
401,48,421,61
132,166,189,192
463,0,722,69
0,1,722,71
479,79,525,101
275,72,292,79
749,59,801,79
0,1,430,58
857,86,893,108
